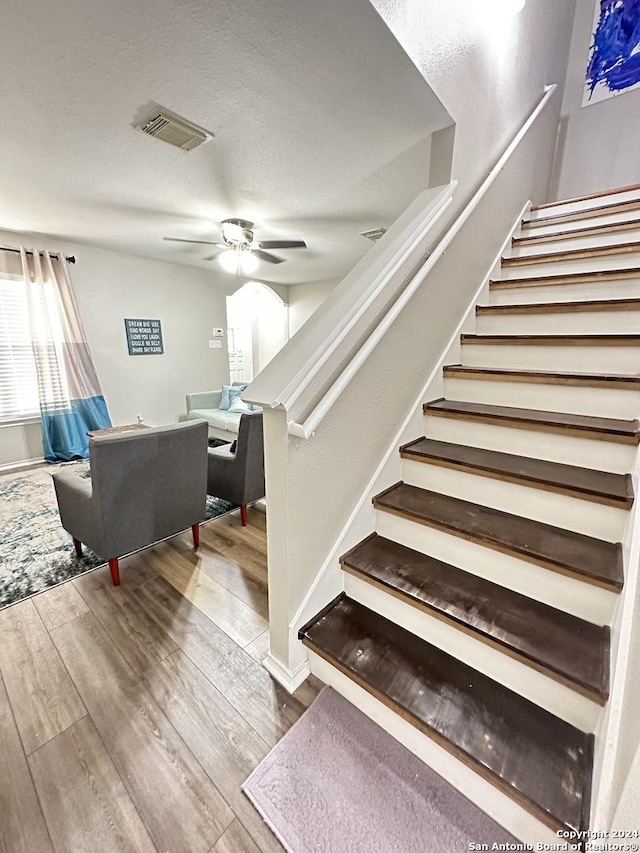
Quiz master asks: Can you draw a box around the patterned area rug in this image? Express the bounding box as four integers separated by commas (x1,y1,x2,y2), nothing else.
0,463,236,610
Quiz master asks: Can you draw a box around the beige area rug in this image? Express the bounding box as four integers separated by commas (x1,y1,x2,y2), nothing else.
243,686,517,853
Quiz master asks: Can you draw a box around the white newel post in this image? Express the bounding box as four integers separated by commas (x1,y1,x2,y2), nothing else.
261,407,311,690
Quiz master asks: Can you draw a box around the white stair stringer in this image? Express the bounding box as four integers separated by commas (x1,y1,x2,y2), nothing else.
400,458,628,542
374,509,618,626
344,571,601,731
307,650,563,848
424,410,637,474
442,373,640,420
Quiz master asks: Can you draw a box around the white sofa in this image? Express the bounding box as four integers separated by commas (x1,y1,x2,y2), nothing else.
186,387,247,442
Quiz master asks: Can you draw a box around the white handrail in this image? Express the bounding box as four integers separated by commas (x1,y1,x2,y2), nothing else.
287,84,557,439
278,184,456,412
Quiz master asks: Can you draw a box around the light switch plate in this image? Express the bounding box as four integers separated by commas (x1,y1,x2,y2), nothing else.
209,340,222,349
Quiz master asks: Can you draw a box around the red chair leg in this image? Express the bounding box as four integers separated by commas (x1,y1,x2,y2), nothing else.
240,504,248,526
108,558,120,587
192,523,200,550
73,538,83,558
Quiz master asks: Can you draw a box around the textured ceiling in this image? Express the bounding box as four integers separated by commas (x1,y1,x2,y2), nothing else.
0,0,451,284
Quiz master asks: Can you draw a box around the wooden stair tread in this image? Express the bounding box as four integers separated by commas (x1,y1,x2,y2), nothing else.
443,364,640,390
400,437,633,508
490,268,640,290
523,197,640,227
477,298,640,315
342,533,610,701
530,183,640,211
502,241,640,266
424,398,640,445
300,595,594,833
461,333,640,346
373,482,623,590
514,218,640,246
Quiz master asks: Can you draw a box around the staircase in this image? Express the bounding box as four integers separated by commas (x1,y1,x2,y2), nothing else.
299,185,640,841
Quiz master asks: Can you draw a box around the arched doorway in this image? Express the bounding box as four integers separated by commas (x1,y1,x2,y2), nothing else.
226,282,289,383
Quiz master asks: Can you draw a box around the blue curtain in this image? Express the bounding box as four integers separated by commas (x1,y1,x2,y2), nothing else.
21,248,112,462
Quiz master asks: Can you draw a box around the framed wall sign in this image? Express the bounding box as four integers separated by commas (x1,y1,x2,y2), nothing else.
124,318,164,355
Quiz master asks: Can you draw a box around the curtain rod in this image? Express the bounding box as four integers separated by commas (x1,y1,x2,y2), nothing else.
0,246,76,264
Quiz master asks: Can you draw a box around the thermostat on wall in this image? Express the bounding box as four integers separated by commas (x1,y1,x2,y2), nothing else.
212,328,224,336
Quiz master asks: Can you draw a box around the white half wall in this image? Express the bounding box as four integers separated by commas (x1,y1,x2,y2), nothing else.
0,228,233,467
553,0,640,199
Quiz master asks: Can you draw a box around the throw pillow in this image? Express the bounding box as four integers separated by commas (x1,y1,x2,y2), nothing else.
229,397,254,414
219,383,247,410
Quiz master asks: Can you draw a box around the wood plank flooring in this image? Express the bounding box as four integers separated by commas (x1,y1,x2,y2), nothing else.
0,506,322,853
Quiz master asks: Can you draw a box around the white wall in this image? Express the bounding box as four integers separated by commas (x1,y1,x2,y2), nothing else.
370,0,576,206
552,0,640,200
288,279,338,336
0,229,232,467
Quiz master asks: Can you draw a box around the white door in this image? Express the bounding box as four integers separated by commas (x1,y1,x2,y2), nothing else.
228,331,253,383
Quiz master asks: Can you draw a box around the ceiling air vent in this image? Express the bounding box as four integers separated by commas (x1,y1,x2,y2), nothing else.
137,106,212,152
359,227,387,242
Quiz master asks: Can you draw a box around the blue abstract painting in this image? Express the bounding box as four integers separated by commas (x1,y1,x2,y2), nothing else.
584,0,640,105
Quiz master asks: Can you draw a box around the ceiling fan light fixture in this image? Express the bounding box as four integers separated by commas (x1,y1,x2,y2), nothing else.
221,218,254,246
219,249,241,274
222,222,246,244
218,248,259,275
240,252,259,274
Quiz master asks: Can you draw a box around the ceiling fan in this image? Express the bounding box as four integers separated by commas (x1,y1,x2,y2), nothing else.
163,218,307,274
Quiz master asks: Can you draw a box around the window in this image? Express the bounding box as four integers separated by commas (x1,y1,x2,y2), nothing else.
0,275,39,422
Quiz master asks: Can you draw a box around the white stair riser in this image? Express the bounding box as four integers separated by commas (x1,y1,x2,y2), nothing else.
512,229,640,257
489,279,640,305
375,510,617,625
522,207,640,236
476,309,640,336
461,342,640,374
401,459,627,542
344,572,600,732
526,190,640,220
307,651,562,848
500,253,640,280
424,413,636,474
443,375,640,419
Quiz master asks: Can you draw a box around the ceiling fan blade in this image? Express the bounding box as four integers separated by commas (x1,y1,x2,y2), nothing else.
163,237,220,246
252,249,285,264
257,240,307,250
202,253,219,261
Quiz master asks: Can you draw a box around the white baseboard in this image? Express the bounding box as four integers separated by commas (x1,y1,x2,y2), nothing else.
0,456,45,474
263,651,310,694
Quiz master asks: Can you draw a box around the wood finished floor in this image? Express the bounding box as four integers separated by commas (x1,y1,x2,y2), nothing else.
0,506,322,853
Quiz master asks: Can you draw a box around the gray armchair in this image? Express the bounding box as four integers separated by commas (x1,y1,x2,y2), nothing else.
52,420,209,586
207,410,265,526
